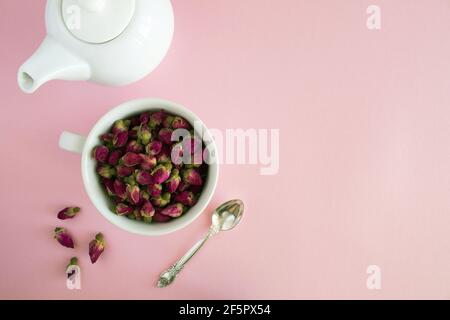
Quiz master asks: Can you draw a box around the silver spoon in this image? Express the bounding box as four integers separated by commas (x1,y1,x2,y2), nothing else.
157,199,244,288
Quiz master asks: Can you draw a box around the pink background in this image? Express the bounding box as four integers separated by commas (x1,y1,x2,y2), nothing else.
1,0,449,299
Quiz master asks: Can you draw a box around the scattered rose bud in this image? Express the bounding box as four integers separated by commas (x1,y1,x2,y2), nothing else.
151,164,171,184
66,257,79,279
136,170,153,185
89,233,105,264
97,164,116,178
54,227,74,248
148,183,162,197
152,192,171,207
113,131,128,148
174,191,197,206
139,154,157,171
158,128,173,145
122,152,142,167
108,150,122,166
127,184,140,204
182,168,203,186
138,126,152,145
112,119,130,134
171,116,190,129
93,145,109,163
146,140,162,156
161,203,184,217
126,140,143,153
166,169,181,193
57,207,80,220
115,203,133,215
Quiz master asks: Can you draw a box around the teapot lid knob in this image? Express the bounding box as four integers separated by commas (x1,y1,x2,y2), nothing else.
61,0,136,44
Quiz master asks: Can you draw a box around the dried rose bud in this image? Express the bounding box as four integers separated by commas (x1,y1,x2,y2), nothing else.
178,181,190,192
93,145,109,163
115,203,133,215
139,154,157,170
116,165,133,177
152,192,171,207
153,211,171,222
138,126,152,145
139,112,149,124
122,152,142,167
97,164,116,178
165,169,181,193
182,168,203,186
57,207,80,220
89,233,105,264
148,183,162,197
113,179,127,200
149,110,165,128
151,164,171,184
158,128,173,145
140,190,150,200
133,208,142,221
100,133,113,143
108,150,122,166
174,191,197,206
54,227,74,248
112,119,130,134
157,145,171,163
146,140,163,156
129,126,139,139
140,200,155,222
66,257,79,279
113,131,128,148
161,203,184,218
127,184,140,204
136,170,153,185
103,178,115,196
171,116,190,129
162,115,174,128
126,140,143,153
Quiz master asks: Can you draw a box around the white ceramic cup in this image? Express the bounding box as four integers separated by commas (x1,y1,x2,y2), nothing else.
59,98,219,236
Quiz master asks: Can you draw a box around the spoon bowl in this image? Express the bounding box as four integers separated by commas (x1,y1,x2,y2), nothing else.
212,199,244,231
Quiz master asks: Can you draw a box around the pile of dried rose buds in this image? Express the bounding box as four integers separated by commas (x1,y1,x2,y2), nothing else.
93,110,208,223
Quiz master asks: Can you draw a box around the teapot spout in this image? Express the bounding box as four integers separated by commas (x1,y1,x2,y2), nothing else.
18,36,91,93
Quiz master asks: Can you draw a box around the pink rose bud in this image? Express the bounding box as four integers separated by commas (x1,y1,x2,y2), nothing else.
136,170,153,185
108,150,122,166
139,154,157,171
89,233,105,264
182,168,203,186
57,207,80,220
97,164,116,178
126,140,143,153
171,116,190,129
161,203,184,218
113,131,129,148
148,183,162,197
93,145,109,163
138,126,152,145
127,184,140,204
146,140,163,156
112,119,130,134
54,227,75,248
149,110,165,127
158,128,173,145
140,200,155,220
122,152,142,167
113,179,127,200
100,133,113,143
152,192,171,207
115,203,133,216
66,257,79,278
153,211,171,222
139,112,149,124
103,178,115,196
151,164,171,184
174,191,197,207
116,165,133,177
178,181,190,192
162,115,174,128
129,126,139,139
165,169,181,193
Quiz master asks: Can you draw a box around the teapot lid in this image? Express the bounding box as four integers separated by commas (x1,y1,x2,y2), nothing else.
61,0,136,44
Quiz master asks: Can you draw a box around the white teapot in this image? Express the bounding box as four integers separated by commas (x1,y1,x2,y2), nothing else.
18,0,174,93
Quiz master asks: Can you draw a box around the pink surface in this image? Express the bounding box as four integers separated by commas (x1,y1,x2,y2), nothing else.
1,0,450,299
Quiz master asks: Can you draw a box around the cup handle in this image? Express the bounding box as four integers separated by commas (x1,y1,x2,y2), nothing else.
59,131,86,154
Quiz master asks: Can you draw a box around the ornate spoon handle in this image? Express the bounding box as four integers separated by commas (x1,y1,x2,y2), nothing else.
157,227,218,288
